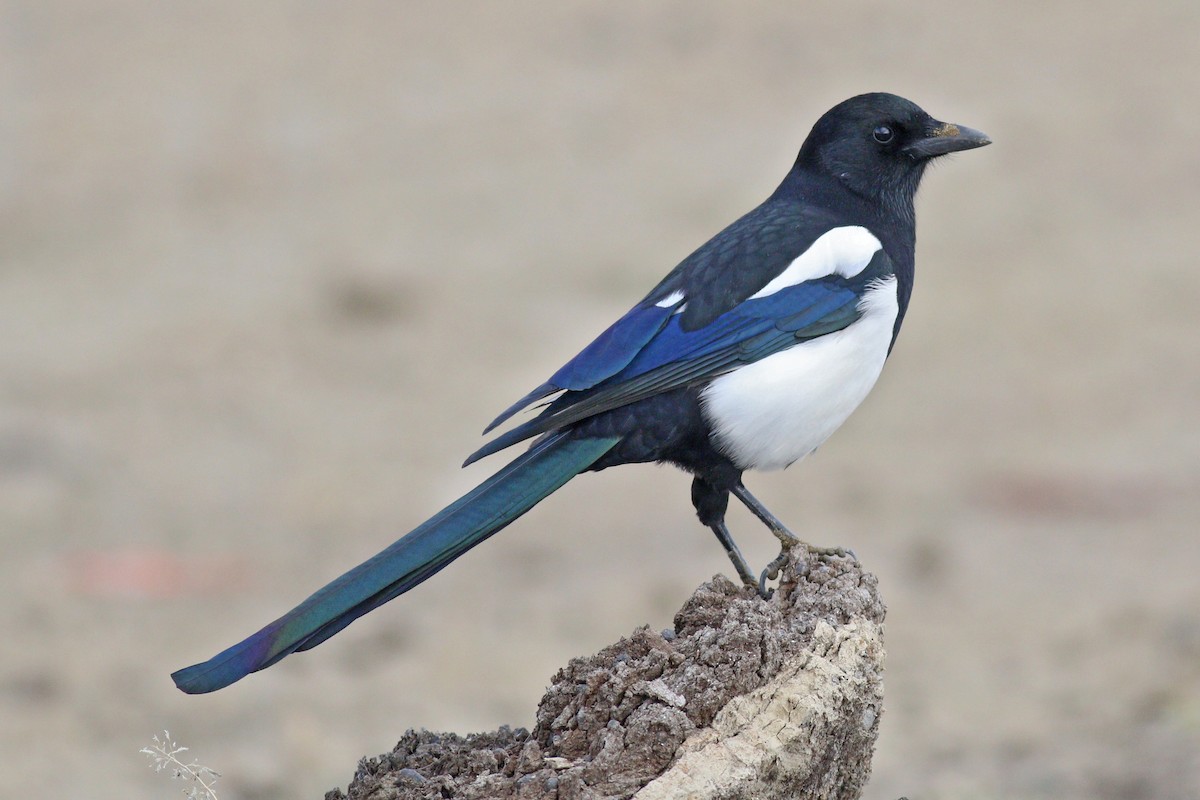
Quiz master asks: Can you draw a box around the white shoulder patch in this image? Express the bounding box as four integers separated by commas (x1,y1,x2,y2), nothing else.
749,226,883,300
655,289,686,308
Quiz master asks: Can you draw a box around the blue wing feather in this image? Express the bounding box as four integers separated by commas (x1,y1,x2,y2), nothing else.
482,301,680,434
615,281,856,380
464,269,879,465
549,303,679,390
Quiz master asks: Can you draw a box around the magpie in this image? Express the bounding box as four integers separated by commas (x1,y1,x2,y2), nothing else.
172,92,989,694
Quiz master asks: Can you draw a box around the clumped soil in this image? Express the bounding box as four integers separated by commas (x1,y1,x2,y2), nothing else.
327,552,884,799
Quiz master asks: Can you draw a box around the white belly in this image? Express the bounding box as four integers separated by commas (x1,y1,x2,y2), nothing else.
699,276,899,471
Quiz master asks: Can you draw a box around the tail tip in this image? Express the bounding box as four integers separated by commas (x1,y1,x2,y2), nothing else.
171,657,249,695
170,666,213,695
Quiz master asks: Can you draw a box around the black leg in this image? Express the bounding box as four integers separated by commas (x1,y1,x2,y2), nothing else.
731,483,856,587
730,482,800,546
709,519,759,590
691,476,761,593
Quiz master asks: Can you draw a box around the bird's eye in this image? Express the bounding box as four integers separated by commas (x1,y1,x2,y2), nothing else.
872,125,894,144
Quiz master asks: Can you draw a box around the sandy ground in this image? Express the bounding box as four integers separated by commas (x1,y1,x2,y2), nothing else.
2,2,1199,798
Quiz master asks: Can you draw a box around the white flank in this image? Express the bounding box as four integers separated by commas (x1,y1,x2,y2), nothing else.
655,290,686,308
749,226,882,300
700,275,899,471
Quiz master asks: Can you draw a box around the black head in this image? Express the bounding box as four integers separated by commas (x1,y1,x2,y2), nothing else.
794,92,990,220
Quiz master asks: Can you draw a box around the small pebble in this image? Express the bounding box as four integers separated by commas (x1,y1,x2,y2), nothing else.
396,768,427,785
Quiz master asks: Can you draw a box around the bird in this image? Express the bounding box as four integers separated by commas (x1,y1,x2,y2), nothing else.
172,92,990,694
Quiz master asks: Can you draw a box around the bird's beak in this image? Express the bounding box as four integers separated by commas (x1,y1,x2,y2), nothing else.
903,121,991,159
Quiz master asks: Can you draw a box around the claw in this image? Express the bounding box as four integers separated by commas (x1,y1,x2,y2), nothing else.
757,565,775,598
756,550,791,598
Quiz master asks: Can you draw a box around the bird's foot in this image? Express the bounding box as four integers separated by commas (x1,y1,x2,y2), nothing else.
757,550,791,598
755,540,857,597
805,542,858,560
766,526,855,560
769,524,802,549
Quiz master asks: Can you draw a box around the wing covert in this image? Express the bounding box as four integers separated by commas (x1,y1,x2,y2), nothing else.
465,247,893,465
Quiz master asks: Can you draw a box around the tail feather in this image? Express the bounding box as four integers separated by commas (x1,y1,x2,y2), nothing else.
171,432,621,694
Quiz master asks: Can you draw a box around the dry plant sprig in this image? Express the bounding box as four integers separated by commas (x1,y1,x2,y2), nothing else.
140,730,220,800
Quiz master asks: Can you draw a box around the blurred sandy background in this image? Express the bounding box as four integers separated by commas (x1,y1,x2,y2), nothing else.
3,2,1199,798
